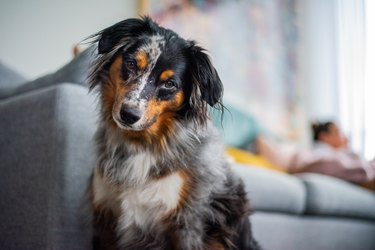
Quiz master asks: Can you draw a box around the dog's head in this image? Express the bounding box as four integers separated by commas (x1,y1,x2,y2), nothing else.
89,17,223,134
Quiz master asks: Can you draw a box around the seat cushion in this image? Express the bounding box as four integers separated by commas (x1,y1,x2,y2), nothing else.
232,164,306,214
299,173,375,220
252,211,375,250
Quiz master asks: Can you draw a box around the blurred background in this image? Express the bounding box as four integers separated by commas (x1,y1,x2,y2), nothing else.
0,0,373,160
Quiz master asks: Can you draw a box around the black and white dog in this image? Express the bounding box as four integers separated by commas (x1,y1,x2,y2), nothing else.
88,17,262,250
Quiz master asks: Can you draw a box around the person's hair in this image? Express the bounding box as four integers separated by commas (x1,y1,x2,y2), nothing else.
311,121,334,142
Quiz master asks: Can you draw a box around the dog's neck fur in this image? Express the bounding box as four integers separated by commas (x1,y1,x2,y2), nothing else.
95,117,205,186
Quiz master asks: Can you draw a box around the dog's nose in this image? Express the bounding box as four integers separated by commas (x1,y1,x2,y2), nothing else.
120,106,141,125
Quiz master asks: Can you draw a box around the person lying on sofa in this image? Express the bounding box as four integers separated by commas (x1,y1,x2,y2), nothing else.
256,121,375,190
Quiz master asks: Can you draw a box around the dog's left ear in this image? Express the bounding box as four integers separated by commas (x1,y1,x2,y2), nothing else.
187,44,223,107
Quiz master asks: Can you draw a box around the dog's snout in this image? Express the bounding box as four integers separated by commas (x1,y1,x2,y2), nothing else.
120,106,141,125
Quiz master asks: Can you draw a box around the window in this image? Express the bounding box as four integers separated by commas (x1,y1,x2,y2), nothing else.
364,0,375,160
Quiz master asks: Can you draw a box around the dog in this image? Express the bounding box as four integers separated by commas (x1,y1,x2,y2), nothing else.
88,17,262,250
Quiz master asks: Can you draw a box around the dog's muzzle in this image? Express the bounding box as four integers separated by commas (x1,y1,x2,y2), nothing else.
119,105,142,125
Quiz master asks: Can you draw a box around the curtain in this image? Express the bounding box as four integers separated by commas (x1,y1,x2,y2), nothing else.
336,0,369,158
364,0,375,160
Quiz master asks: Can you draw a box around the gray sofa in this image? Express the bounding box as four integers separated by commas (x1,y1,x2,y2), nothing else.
1,55,374,250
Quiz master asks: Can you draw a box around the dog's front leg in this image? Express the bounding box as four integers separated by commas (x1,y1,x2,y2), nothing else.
170,227,205,250
166,211,207,250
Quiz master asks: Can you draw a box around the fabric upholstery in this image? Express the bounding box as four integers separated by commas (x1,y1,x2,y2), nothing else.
252,212,375,250
0,46,96,99
0,83,97,249
1,81,375,250
226,147,285,172
211,105,260,149
299,173,375,220
0,60,27,98
232,164,306,214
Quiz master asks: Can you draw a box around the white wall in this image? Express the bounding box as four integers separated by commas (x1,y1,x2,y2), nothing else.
300,0,339,121
0,0,137,79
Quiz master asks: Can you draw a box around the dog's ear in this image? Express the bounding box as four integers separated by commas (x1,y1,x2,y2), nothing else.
187,44,223,107
96,17,154,54
88,17,157,91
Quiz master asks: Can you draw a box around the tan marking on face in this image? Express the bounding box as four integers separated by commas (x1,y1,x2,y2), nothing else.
160,70,175,82
147,91,184,118
102,58,120,128
103,56,133,128
136,51,148,70
108,56,123,87
122,91,184,148
146,91,184,135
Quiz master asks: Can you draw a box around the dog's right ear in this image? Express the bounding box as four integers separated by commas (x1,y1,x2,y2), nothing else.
88,17,158,91
95,17,154,54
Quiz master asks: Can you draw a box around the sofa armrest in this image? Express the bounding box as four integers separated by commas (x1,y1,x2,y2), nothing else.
0,83,96,249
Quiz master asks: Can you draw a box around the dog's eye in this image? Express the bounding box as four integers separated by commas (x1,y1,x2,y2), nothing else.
163,80,176,89
125,59,137,71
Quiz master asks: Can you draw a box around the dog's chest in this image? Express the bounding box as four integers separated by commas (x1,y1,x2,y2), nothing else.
120,172,184,229
92,168,184,230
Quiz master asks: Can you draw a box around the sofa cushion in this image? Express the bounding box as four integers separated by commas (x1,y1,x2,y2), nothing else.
0,46,96,99
226,147,285,173
252,212,375,250
0,60,27,98
299,173,375,220
211,105,260,149
232,164,306,214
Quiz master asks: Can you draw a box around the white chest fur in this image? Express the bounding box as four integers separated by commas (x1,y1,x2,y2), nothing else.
119,172,184,230
93,169,184,230
119,151,156,184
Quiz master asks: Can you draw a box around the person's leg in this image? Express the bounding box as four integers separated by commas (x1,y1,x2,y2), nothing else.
255,136,296,170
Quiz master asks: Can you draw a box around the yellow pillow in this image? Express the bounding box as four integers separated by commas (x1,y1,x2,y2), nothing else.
226,147,286,173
